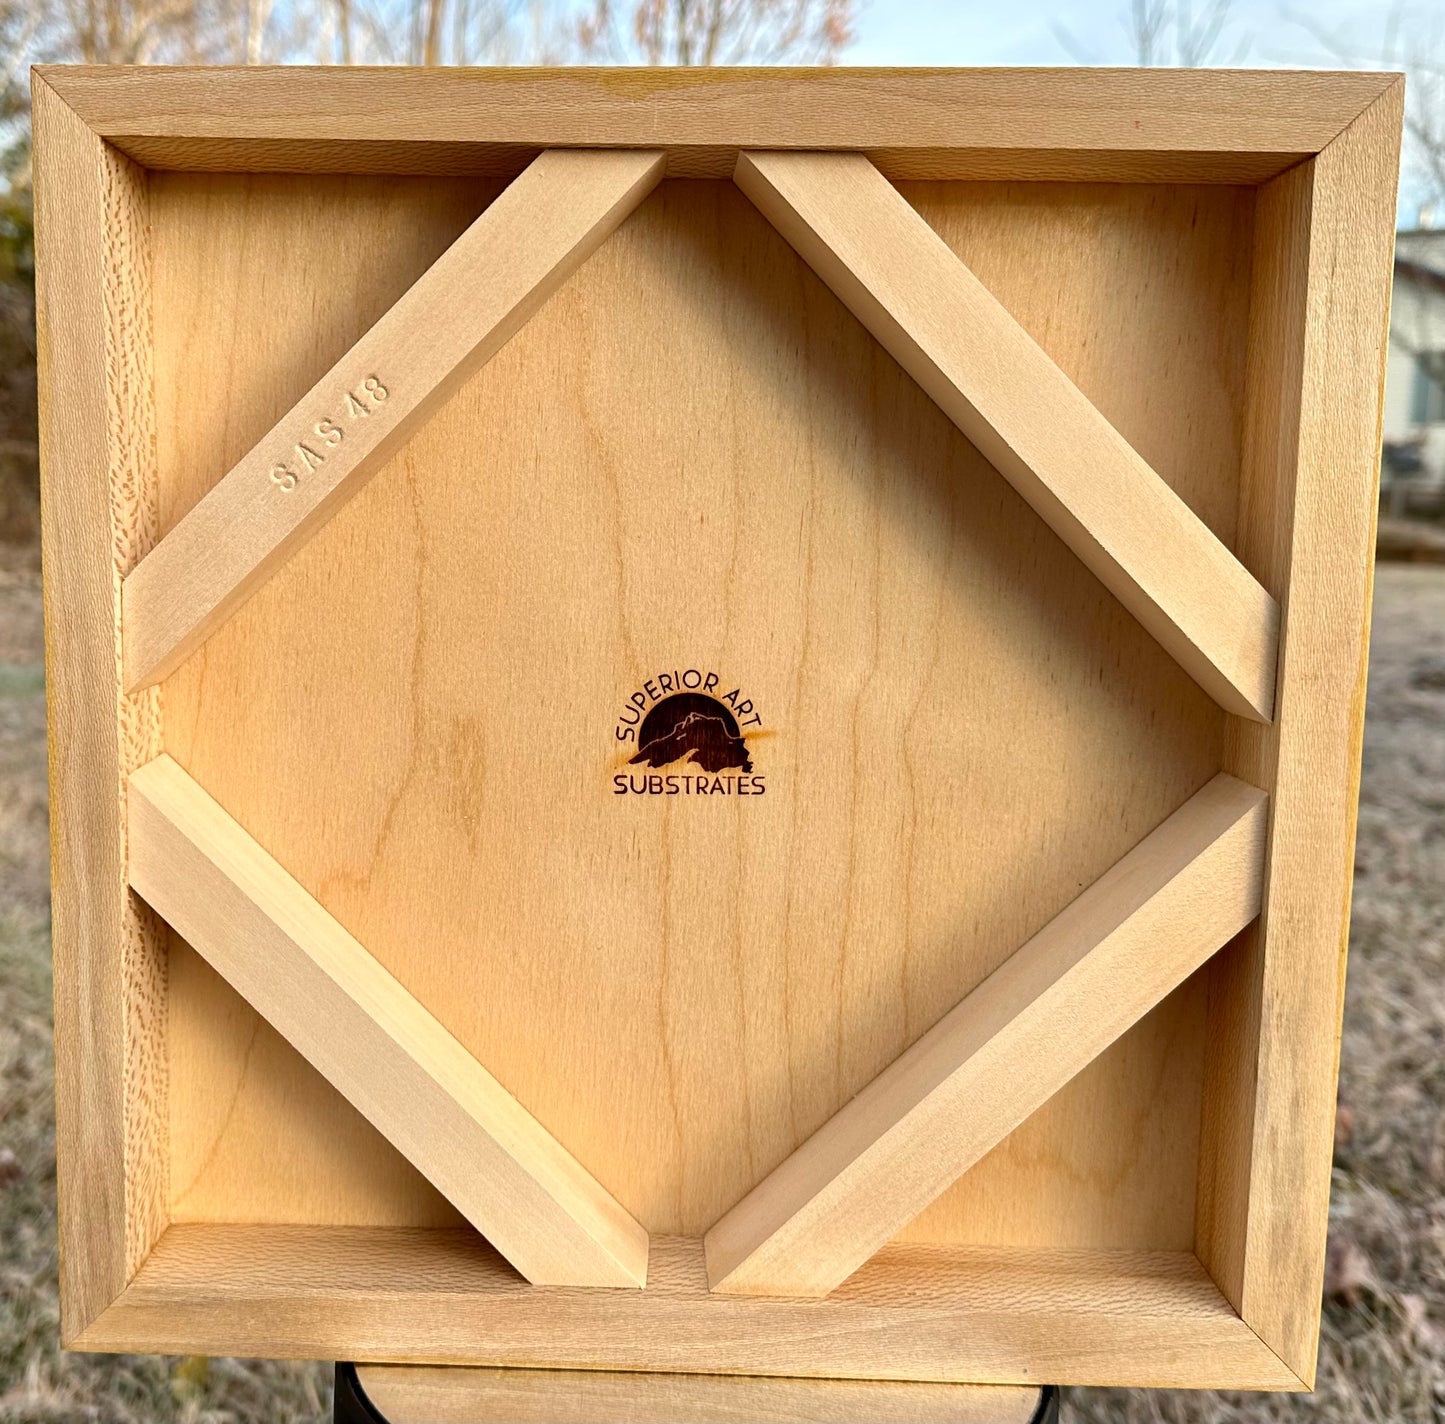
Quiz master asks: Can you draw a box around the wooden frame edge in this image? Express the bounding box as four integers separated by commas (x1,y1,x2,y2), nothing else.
1200,75,1404,1388
33,73,169,1343
31,65,1399,183
69,1226,1302,1390
1190,1252,1311,1394
1235,76,1403,1388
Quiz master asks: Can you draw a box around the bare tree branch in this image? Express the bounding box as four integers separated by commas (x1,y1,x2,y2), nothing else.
1286,3,1444,213
577,0,853,66
1056,0,1249,68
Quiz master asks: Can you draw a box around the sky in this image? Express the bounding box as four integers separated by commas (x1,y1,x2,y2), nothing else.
844,0,1412,69
839,0,1437,223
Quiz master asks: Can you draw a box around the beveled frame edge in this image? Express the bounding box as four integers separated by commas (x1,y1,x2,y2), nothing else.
33,64,1403,1388
70,1227,1303,1391
33,64,1399,183
1201,75,1404,1389
33,72,169,1344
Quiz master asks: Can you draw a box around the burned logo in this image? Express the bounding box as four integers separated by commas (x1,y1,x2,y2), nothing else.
631,693,752,774
614,669,765,797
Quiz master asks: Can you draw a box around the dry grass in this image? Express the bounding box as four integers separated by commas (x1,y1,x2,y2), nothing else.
0,549,1440,1422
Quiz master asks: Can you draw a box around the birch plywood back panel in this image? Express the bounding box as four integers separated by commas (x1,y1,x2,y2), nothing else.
150,174,1250,1249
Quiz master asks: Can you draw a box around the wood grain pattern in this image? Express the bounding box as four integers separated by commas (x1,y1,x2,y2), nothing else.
735,151,1278,722
152,174,1244,1250
121,148,663,691
34,66,1402,1387
1202,79,1404,1386
74,1226,1300,1390
705,775,1267,1298
35,65,1395,182
153,172,494,1233
128,754,649,1288
32,77,169,1340
1193,155,1319,1350
354,1364,1042,1423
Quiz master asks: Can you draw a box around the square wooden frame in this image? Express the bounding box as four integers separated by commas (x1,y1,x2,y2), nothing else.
35,65,1401,1391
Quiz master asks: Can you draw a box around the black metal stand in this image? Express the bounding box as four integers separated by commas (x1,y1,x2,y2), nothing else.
333,1363,1060,1424
334,1364,386,1423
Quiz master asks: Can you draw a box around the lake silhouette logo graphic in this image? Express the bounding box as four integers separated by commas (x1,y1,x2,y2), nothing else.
630,692,753,774
613,669,766,797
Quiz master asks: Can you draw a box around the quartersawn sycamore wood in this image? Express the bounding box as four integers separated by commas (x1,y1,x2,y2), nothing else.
354,1364,1042,1423
734,150,1280,723
1200,79,1404,1385
35,65,1396,183
1232,82,1401,1383
125,754,649,1289
705,773,1268,1299
73,1226,1299,1390
31,76,170,1340
120,146,664,691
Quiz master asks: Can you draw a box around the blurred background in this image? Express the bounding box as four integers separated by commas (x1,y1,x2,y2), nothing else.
0,3,1442,1421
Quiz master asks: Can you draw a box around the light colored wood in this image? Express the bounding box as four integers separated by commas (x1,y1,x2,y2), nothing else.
165,924,463,1230
120,147,664,691
32,77,170,1341
74,1226,1299,1390
126,754,649,1288
1200,80,1403,1386
36,65,1394,182
734,151,1278,722
705,774,1267,1298
34,68,1401,1385
1193,155,1319,1354
354,1364,1042,1423
897,178,1248,1257
153,174,1240,1249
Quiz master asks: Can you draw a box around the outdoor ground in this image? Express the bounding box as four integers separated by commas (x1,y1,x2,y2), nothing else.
0,548,1441,1423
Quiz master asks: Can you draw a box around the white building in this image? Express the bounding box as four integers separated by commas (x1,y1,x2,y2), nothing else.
1383,228,1445,516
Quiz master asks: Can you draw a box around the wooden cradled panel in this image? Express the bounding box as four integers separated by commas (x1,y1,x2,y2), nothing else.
35,65,1401,1391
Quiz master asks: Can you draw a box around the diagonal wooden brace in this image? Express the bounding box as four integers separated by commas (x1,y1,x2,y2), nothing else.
704,772,1268,1298
128,754,650,1289
735,151,1281,723
122,148,665,692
